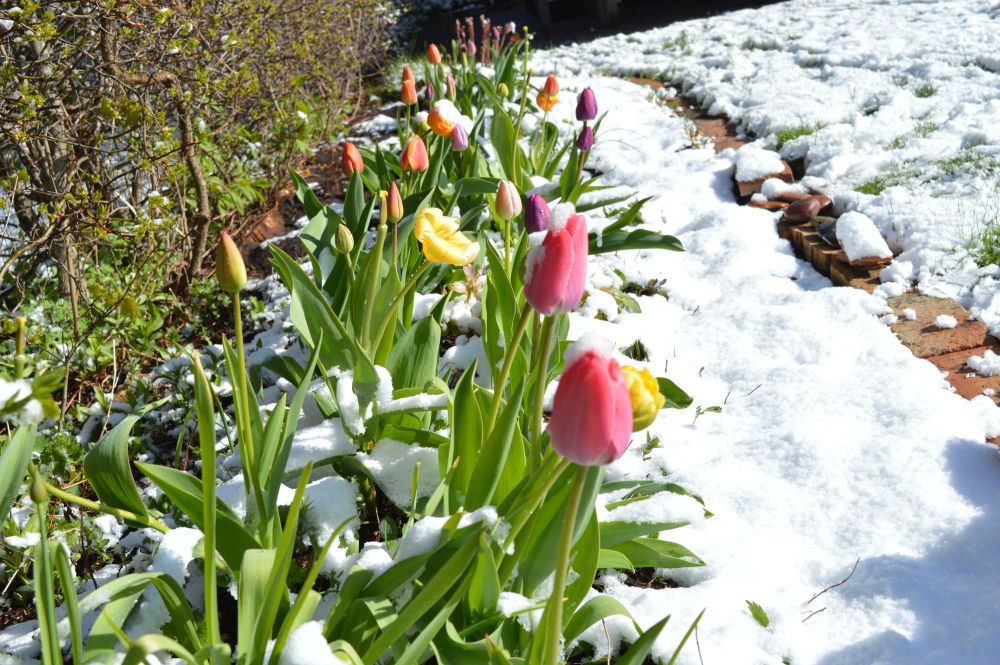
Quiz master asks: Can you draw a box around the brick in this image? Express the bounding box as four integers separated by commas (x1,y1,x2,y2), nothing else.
748,199,789,211
926,343,1000,404
887,293,992,358
736,161,794,197
829,258,881,293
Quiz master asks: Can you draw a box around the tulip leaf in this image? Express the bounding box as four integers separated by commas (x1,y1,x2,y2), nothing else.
465,383,525,510
565,512,600,615
564,596,640,646
83,414,148,522
599,520,689,548
614,614,671,665
489,107,518,184
0,425,35,523
609,538,704,569
590,229,684,255
387,292,446,390
455,177,502,197
592,195,653,232
597,548,635,570
135,462,259,571
323,566,373,638
291,170,325,219
468,534,501,618
430,622,492,663
449,361,482,507
657,377,693,409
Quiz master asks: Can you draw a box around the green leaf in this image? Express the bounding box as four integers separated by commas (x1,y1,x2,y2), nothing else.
468,534,501,618
665,609,705,665
455,177,502,196
386,300,443,391
608,538,704,569
83,415,148,521
597,548,635,570
136,462,259,571
599,520,688,548
53,543,83,665
564,596,640,645
0,425,35,521
465,383,525,510
122,635,196,665
590,229,684,255
615,614,670,665
657,377,693,409
746,600,770,628
489,107,518,184
449,362,481,507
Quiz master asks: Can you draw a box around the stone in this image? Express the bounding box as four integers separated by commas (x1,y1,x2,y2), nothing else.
748,199,789,211
782,196,823,224
887,293,992,358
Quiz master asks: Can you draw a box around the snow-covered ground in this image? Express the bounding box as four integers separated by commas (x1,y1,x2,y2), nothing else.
538,0,1000,337
526,60,1000,662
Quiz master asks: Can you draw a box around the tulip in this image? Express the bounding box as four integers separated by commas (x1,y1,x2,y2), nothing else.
524,205,588,315
342,141,364,176
524,192,550,233
447,74,456,100
428,100,466,137
401,136,429,172
386,181,404,222
335,224,354,254
402,64,415,85
577,126,594,152
622,366,666,431
548,333,633,465
466,40,477,58
495,180,522,220
426,81,436,102
576,87,598,121
497,82,510,99
215,231,247,294
414,207,480,265
427,43,442,65
451,124,468,152
401,79,418,106
536,74,558,112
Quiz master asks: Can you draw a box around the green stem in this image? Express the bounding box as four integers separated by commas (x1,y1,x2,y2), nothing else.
14,317,25,380
360,223,388,351
44,481,170,534
528,315,557,470
541,464,587,665
234,297,268,536
485,302,533,434
33,499,60,665
371,260,433,352
200,428,220,645
503,217,511,274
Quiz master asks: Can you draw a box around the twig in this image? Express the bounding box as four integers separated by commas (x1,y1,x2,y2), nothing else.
808,557,860,604
695,623,705,665
801,607,826,623
745,384,762,397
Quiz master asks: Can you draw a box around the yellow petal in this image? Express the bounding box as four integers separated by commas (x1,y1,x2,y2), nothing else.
623,366,665,431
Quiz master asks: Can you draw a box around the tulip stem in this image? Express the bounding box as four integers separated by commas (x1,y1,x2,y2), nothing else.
528,314,557,471
360,223,388,352
233,297,268,533
371,260,433,353
485,302,533,434
43,480,170,534
541,463,587,665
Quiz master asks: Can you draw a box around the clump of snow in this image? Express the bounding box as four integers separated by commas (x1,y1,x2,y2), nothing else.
935,314,958,330
0,378,43,425
903,308,917,321
564,331,615,366
279,621,342,665
301,476,359,543
760,177,802,199
548,202,577,233
360,439,440,508
969,350,1000,377
732,146,784,182
835,211,893,263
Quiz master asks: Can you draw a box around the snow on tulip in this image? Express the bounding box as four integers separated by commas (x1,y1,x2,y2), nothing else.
524,204,588,315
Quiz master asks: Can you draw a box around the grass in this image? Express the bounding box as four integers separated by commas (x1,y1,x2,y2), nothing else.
914,83,936,98
936,151,1000,179
914,121,939,138
855,166,921,196
775,123,824,150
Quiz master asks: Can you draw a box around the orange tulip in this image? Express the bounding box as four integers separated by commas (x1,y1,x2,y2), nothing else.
401,136,429,172
402,64,415,85
536,74,559,112
401,79,418,106
386,181,404,222
342,141,364,176
427,43,442,65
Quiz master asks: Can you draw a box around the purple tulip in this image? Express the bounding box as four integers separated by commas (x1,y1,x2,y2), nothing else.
524,193,550,233
577,126,594,152
451,124,468,151
576,87,598,121
426,82,436,102
467,40,477,57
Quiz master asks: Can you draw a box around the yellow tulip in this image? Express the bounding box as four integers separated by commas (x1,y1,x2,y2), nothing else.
622,365,665,431
414,207,480,266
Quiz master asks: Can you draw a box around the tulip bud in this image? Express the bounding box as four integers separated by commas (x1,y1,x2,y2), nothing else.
401,79,418,106
401,136,429,172
466,40,477,58
577,126,594,152
427,43,442,65
622,366,666,431
342,141,364,176
576,87,598,121
542,74,559,97
495,180,522,221
447,74,456,100
524,192,550,233
428,100,460,137
387,181,404,222
524,204,588,315
215,231,247,295
548,333,633,466
426,81,436,102
335,224,355,254
29,466,48,504
451,124,469,152
497,82,510,99
536,75,559,111
402,65,416,85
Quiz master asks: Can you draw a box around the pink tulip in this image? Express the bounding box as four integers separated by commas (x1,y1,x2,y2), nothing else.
548,333,633,465
495,180,522,220
524,206,588,315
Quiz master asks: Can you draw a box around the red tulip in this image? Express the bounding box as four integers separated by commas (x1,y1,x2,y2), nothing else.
402,65,415,85
548,333,633,466
401,136,429,172
401,79,418,106
524,206,588,315
386,181,404,222
342,141,363,176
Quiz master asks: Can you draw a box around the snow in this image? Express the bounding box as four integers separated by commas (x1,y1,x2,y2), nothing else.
903,308,917,321
934,314,958,330
563,330,615,366
835,211,893,263
279,621,341,665
732,145,785,182
360,439,440,508
516,60,1000,662
969,350,1000,377
548,202,576,233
